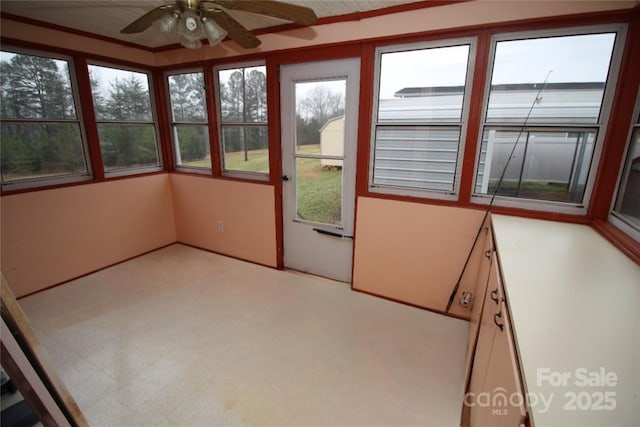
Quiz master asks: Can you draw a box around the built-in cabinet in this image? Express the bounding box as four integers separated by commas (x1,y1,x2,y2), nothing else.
489,215,640,427
468,255,527,426
464,233,528,427
464,215,640,427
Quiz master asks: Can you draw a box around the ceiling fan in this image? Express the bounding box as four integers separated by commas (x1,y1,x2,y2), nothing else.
121,0,318,49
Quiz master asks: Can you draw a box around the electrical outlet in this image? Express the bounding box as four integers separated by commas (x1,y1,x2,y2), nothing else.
217,221,224,232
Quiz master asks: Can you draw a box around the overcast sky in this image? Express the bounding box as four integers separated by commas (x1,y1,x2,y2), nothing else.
378,32,616,99
88,64,150,97
0,52,151,99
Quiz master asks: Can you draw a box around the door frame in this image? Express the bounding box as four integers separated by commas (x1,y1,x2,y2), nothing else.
278,57,361,281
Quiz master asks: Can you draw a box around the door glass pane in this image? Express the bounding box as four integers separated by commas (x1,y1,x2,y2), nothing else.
295,158,343,226
295,80,346,154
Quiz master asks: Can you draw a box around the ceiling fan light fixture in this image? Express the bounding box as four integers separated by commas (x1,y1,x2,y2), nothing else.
176,9,203,43
202,17,228,46
152,12,179,39
122,0,318,50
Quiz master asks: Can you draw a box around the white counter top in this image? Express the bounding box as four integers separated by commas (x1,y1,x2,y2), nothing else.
492,215,640,427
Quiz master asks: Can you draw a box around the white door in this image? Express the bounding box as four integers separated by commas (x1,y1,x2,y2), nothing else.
280,58,360,282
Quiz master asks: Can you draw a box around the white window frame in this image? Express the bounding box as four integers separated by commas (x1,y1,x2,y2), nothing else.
1,47,92,191
88,61,163,178
609,90,640,242
213,60,269,181
368,37,477,201
471,24,627,215
165,68,211,175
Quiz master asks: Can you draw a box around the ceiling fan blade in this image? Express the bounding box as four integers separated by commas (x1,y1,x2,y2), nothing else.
204,8,261,48
209,0,317,25
121,4,179,34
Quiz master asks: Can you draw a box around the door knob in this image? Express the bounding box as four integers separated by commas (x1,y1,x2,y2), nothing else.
282,175,290,181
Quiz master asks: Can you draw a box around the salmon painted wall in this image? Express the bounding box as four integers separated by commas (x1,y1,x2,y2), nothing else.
0,174,176,297
170,174,278,268
353,197,486,316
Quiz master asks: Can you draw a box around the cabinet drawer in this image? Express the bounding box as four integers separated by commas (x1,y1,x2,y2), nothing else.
467,255,527,427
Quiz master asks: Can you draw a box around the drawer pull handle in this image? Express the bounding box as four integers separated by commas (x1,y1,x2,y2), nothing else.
490,288,499,304
494,311,504,331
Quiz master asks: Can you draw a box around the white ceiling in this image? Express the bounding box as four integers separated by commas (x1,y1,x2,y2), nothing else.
0,0,427,49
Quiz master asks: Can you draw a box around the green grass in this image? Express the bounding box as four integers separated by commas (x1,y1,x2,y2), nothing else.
296,157,342,225
489,180,582,203
180,157,211,168
1,169,85,182
180,149,270,173
225,148,269,173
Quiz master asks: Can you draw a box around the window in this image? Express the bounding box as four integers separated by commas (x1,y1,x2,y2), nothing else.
611,95,640,239
215,63,269,177
370,39,475,198
167,71,210,170
89,64,161,175
473,27,624,212
1,49,90,189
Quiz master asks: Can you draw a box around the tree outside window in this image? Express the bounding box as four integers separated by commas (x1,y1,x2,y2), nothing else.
168,71,210,169
89,64,160,174
0,50,89,187
216,64,269,175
